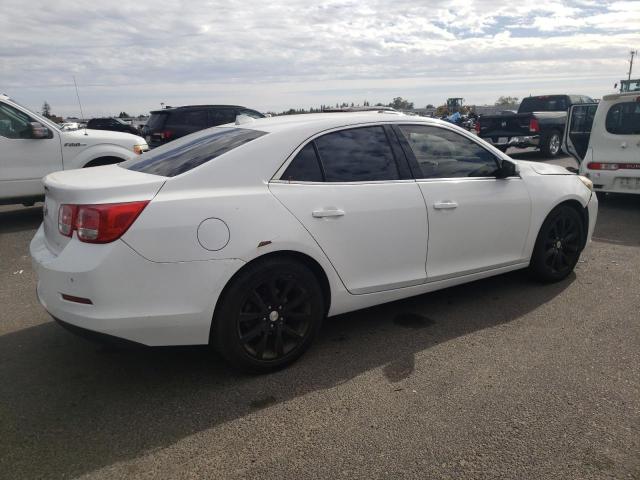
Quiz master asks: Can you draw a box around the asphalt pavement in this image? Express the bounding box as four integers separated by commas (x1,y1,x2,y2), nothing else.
1,150,639,479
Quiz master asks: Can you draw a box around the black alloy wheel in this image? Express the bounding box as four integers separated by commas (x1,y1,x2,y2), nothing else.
530,205,584,282
213,258,324,372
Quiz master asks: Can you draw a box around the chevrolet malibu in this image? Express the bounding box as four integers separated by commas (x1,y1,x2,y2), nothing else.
31,112,598,372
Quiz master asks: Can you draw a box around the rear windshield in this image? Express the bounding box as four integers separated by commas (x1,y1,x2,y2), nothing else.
519,96,568,113
120,127,266,177
145,112,168,131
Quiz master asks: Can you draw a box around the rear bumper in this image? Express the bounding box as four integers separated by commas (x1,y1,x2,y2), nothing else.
581,168,640,195
483,135,540,148
30,225,243,346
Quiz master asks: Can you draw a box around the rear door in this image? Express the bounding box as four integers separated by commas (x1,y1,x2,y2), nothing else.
563,103,598,163
270,124,428,295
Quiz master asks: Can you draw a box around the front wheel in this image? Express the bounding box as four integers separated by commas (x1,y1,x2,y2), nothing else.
529,205,585,282
212,257,324,373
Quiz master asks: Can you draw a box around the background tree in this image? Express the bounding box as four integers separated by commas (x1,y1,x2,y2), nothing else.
388,97,414,110
426,104,435,109
495,96,519,106
118,111,130,118
42,101,51,118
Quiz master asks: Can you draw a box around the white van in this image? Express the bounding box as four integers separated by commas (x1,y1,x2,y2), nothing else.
564,92,640,195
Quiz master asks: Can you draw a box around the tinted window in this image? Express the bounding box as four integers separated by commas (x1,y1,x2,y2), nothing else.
605,102,640,135
519,96,568,112
210,109,237,126
120,127,266,177
166,110,208,129
145,113,168,130
0,103,34,139
239,109,265,119
398,125,499,178
314,126,399,182
282,143,323,182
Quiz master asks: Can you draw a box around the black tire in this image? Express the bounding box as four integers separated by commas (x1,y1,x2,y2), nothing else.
212,257,324,373
540,130,562,157
529,205,585,282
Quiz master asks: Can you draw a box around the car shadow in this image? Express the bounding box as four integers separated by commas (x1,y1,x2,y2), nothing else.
0,205,42,234
0,269,574,479
592,193,640,247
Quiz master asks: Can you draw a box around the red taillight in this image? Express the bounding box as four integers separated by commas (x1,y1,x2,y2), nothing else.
161,130,174,140
474,120,480,134
587,162,640,171
58,204,78,237
529,117,540,133
58,201,149,243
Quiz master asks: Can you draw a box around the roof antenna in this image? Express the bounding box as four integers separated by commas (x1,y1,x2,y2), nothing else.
73,76,88,136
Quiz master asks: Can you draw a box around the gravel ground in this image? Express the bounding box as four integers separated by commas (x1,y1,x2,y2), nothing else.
1,151,638,479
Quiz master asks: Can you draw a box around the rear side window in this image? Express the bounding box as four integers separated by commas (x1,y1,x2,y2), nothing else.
120,127,266,177
314,126,399,182
165,110,208,129
209,109,237,126
282,143,323,182
605,102,640,135
398,125,499,178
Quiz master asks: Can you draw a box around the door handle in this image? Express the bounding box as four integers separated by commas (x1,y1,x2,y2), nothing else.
312,208,345,218
433,201,458,210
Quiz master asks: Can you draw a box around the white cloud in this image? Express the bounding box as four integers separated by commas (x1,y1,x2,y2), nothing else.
0,0,638,115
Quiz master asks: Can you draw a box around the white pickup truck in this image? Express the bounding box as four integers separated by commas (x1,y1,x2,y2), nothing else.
0,94,148,206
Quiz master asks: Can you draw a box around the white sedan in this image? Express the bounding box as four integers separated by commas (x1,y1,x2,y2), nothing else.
30,112,598,372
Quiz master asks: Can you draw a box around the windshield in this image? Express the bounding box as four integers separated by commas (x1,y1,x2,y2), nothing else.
120,127,267,177
519,96,568,113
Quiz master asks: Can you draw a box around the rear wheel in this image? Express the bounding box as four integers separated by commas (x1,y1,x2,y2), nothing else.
529,205,584,282
212,257,324,373
540,131,562,157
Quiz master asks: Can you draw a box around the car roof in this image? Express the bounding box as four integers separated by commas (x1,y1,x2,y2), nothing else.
149,105,248,114
602,91,640,101
233,111,443,135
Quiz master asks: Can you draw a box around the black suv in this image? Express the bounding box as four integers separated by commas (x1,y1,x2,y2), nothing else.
141,105,264,148
86,117,140,135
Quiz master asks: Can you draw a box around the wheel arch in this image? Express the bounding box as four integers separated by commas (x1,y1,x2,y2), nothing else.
83,156,126,168
545,198,590,250
209,249,332,343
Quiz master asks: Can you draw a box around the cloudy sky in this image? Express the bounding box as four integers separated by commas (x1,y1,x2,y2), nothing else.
2,0,639,117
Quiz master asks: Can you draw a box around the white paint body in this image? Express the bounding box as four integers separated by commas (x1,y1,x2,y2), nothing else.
0,94,148,203
30,113,598,346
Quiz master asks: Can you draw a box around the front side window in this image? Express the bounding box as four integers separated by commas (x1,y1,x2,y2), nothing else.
120,127,266,177
210,109,237,126
0,103,35,139
314,126,399,182
605,102,640,135
398,125,500,178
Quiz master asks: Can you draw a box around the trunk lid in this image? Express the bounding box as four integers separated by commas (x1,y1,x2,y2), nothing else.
42,164,166,254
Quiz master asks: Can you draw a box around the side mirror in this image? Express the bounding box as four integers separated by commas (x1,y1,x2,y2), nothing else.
496,159,518,179
30,122,50,139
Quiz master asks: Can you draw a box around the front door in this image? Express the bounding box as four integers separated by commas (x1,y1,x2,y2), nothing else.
564,103,598,163
0,101,61,200
270,125,428,295
394,124,531,280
